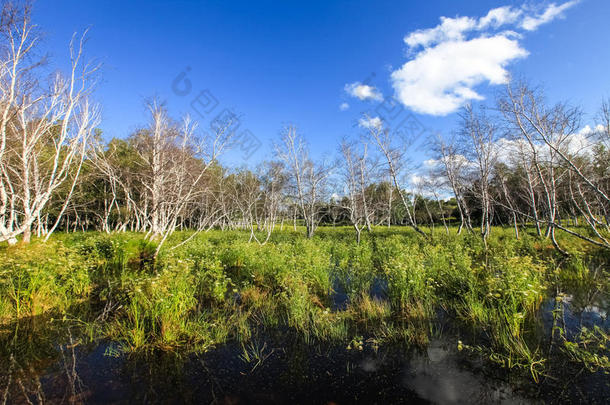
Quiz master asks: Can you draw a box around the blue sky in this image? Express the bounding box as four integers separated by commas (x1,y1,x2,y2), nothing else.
34,0,610,165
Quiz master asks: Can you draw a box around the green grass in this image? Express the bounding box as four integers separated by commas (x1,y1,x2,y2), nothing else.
0,226,608,381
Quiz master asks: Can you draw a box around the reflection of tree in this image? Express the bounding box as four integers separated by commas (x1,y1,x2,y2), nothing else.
122,351,189,403
58,329,86,404
0,319,86,404
564,263,607,326
1,319,53,403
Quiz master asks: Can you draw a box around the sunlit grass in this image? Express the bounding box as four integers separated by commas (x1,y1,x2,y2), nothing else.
0,225,607,381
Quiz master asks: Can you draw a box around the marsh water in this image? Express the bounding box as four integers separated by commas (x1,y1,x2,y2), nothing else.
1,278,608,404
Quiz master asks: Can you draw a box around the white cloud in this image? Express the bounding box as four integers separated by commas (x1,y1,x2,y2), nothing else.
409,172,452,198
391,2,579,116
392,35,528,115
339,102,350,111
478,6,523,29
404,16,477,49
492,124,600,164
521,1,579,31
411,174,424,186
345,82,383,101
423,158,439,168
494,137,526,164
358,116,383,130
564,124,602,155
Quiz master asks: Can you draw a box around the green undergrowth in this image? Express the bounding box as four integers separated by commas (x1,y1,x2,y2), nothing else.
0,227,608,381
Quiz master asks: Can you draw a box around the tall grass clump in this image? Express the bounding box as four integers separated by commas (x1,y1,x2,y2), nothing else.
331,239,376,300
457,252,548,379
0,240,92,321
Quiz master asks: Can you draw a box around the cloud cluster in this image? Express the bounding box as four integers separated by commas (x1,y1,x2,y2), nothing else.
392,1,579,116
494,124,601,163
345,82,383,101
521,1,579,31
358,115,383,130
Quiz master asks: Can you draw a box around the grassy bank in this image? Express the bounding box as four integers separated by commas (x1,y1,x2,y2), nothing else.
1,227,608,381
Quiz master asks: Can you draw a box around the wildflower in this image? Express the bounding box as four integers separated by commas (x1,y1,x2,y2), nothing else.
457,340,463,351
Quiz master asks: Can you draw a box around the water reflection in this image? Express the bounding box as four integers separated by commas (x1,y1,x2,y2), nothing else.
1,323,535,404
0,262,608,404
403,341,529,404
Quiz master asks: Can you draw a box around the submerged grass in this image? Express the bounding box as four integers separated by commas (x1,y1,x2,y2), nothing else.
0,226,608,381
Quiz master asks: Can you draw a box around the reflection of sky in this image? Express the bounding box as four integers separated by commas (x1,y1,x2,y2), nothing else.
400,340,529,404
542,294,610,341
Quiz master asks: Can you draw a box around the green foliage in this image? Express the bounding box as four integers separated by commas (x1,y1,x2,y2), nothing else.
331,239,376,299
0,226,607,383
562,326,610,373
0,240,92,320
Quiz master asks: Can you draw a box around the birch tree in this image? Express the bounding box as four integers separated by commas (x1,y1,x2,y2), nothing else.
499,82,610,251
274,125,332,238
340,139,375,243
0,3,100,244
430,133,473,234
132,100,235,255
362,115,426,236
459,105,498,244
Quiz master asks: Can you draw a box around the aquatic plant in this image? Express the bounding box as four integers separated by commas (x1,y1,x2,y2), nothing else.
0,226,607,384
